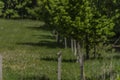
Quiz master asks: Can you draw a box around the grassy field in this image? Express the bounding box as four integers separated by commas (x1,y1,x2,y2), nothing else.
0,19,120,80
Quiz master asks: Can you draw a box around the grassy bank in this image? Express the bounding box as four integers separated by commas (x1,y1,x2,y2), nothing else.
0,19,120,80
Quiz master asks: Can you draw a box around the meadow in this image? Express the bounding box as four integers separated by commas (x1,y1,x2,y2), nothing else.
0,19,120,80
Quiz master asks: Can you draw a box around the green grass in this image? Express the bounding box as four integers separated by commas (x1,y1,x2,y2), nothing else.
0,19,120,80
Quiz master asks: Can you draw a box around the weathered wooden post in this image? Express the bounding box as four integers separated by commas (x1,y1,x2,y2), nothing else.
77,42,84,80
102,64,106,80
110,61,114,80
0,55,2,80
57,51,62,80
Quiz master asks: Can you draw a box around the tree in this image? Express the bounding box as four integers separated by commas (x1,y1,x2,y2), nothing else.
112,0,120,40
43,0,115,58
0,0,43,19
0,0,4,16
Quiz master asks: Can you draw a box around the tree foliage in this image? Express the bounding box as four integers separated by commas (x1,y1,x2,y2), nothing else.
0,0,4,16
42,0,115,58
0,0,43,19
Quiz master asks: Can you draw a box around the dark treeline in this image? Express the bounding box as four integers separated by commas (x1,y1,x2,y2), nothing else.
0,0,43,19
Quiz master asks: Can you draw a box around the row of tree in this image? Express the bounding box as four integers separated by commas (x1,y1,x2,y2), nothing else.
42,0,116,59
41,1,120,79
0,0,120,58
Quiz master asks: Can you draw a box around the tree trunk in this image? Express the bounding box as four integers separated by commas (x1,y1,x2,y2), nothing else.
74,40,77,56
71,39,74,52
85,34,90,59
77,42,84,80
56,34,60,44
86,45,89,59
93,30,97,58
64,37,67,49
93,43,96,58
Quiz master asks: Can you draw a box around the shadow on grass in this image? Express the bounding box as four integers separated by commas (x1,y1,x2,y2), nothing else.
32,34,54,40
26,24,52,31
41,54,120,63
41,57,76,63
84,53,120,61
17,40,63,48
21,75,49,80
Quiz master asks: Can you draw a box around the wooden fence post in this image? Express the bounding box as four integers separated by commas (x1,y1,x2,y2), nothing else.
0,55,2,80
110,61,114,80
57,51,62,80
77,42,84,80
